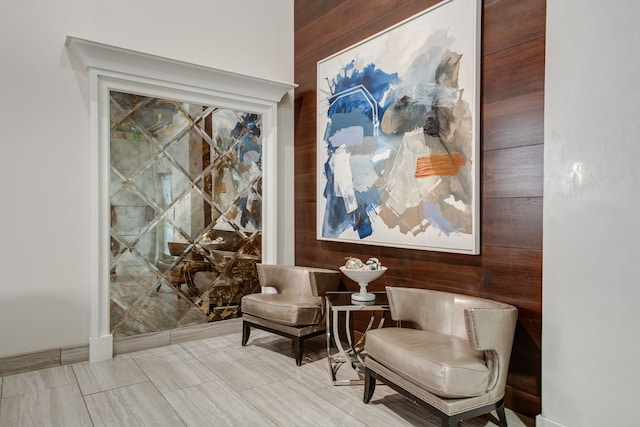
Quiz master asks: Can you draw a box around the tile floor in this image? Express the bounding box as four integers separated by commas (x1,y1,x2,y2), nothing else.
0,330,534,426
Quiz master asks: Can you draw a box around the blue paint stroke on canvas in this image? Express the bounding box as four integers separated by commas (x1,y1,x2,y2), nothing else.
319,27,475,246
321,62,398,239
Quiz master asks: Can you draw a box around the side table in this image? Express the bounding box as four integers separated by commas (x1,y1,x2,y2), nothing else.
325,291,390,385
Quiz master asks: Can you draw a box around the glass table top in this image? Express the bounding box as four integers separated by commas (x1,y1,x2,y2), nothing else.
326,291,389,310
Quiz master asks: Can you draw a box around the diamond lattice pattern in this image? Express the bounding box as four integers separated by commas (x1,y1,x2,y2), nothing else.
109,91,262,337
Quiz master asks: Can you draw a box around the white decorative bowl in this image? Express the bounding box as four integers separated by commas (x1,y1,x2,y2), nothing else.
340,266,387,302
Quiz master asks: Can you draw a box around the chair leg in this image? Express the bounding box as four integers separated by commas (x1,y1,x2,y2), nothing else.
294,337,304,366
241,321,251,346
363,368,376,403
496,402,508,426
442,417,459,427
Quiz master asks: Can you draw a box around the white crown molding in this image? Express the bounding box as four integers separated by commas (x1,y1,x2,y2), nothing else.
65,35,296,103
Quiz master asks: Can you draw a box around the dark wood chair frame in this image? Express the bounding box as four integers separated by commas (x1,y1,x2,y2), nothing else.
241,319,325,366
364,367,508,427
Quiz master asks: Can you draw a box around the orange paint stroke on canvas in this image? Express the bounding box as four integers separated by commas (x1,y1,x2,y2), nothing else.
415,153,467,178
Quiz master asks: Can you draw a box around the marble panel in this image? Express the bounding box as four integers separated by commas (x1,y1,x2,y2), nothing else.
128,283,193,331
110,250,157,311
164,380,276,426
112,312,155,337
84,381,186,427
130,345,218,393
72,354,148,396
0,383,92,427
175,306,209,329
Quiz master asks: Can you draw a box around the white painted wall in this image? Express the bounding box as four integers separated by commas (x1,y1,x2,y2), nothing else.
541,1,640,426
0,0,294,358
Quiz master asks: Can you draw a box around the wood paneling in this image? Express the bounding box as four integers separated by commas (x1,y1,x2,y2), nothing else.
483,91,544,151
483,37,546,104
483,197,543,249
482,144,544,198
294,0,545,417
294,0,346,31
483,0,546,55
295,0,441,61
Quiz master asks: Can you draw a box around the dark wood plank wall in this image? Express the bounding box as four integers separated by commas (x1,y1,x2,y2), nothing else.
293,0,545,417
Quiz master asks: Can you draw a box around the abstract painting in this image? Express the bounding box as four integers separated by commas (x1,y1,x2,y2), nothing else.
316,0,480,254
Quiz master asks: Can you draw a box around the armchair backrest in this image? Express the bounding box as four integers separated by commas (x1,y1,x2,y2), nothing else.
256,264,341,296
386,287,462,337
386,286,517,396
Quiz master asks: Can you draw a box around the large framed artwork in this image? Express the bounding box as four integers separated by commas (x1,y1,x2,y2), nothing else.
316,0,481,254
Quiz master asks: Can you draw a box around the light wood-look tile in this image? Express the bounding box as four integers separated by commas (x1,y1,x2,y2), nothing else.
0,330,535,427
283,358,337,391
84,381,185,427
0,383,92,427
130,344,218,393
220,327,273,349
316,382,433,426
179,334,236,358
72,354,148,395
190,337,270,367
164,379,276,426
316,382,531,427
242,378,367,427
1,365,76,399
202,349,291,392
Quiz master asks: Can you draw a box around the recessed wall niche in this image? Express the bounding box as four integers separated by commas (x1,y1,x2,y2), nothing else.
65,36,295,360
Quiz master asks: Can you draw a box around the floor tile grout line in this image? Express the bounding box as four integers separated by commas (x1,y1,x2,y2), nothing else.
0,332,534,427
237,378,298,427
146,378,189,427
67,363,97,427
161,336,289,427
157,342,221,388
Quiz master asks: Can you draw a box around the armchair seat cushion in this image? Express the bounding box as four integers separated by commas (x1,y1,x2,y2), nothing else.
366,328,489,398
241,294,323,326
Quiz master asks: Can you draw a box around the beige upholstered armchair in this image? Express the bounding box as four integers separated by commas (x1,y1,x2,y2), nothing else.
241,264,341,365
364,287,518,427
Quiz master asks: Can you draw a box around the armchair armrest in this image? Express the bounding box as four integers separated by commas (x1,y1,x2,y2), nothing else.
464,305,517,393
464,306,518,353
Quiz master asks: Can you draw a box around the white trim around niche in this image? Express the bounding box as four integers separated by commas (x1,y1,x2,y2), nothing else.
65,36,296,361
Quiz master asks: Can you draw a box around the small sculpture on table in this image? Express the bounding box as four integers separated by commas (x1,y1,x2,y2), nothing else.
340,257,387,302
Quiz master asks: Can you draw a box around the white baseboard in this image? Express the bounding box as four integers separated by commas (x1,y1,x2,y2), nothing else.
536,414,568,427
89,334,113,362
